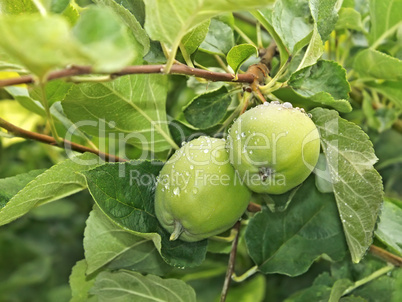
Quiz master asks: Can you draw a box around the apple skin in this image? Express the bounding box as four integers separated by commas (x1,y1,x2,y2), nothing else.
226,102,320,194
155,136,251,242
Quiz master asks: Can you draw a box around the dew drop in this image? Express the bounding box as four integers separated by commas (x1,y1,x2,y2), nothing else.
173,187,180,196
190,165,194,169
263,101,270,106
249,150,253,154
241,132,246,137
192,188,198,194
282,102,293,109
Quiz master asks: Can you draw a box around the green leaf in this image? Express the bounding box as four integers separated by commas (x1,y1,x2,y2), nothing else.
183,86,231,129
296,24,324,71
0,153,102,226
143,0,273,67
252,9,290,66
82,161,208,268
0,0,39,14
90,270,196,302
365,81,402,109
182,20,211,55
199,17,234,55
285,285,331,302
245,176,347,276
62,74,176,152
225,274,266,302
69,260,97,302
311,108,384,263
84,206,171,275
336,7,364,31
329,279,353,302
354,49,402,81
271,0,313,53
368,0,402,45
226,44,258,74
289,60,352,112
92,0,150,56
309,0,340,42
72,6,137,72
29,79,73,107
0,169,45,209
0,14,84,78
375,198,402,256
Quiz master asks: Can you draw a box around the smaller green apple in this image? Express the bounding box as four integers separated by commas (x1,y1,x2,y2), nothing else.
226,101,320,194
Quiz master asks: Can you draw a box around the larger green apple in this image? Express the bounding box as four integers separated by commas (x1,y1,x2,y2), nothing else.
226,102,320,194
155,136,251,242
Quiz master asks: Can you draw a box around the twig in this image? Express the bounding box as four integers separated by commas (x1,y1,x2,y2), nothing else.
0,64,255,88
220,221,241,302
247,202,262,212
369,245,402,267
0,117,125,162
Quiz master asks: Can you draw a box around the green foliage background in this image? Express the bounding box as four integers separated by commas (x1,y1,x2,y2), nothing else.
0,0,402,301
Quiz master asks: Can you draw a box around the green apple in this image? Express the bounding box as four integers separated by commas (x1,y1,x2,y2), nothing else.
155,136,251,242
226,102,320,194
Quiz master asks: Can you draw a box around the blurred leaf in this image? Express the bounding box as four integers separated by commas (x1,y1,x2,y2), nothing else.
336,8,364,31
311,108,384,263
245,176,347,276
82,161,208,268
0,15,84,78
354,49,402,81
0,256,52,293
224,275,266,302
72,6,137,72
226,44,258,74
368,0,402,45
375,198,402,256
0,100,43,146
0,0,39,14
353,271,402,302
182,20,210,55
289,60,352,112
329,279,353,302
143,0,273,65
285,284,331,301
92,0,150,55
199,17,234,55
70,260,97,302
62,74,175,152
84,206,171,275
0,152,102,226
309,0,339,42
366,81,402,109
0,169,45,209
183,86,231,129
90,270,197,301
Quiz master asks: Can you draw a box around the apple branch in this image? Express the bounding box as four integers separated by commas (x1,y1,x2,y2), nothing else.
220,221,241,302
0,117,125,162
0,64,255,88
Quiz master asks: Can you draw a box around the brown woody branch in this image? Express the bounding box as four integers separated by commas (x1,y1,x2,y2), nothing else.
0,117,125,162
0,64,256,88
220,221,241,302
369,245,402,267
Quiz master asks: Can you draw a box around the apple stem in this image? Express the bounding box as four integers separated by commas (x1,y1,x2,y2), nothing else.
170,221,183,241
